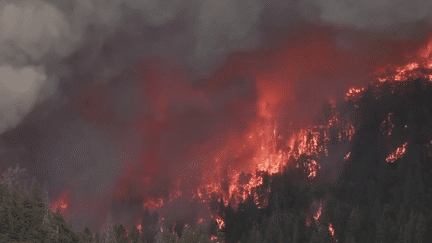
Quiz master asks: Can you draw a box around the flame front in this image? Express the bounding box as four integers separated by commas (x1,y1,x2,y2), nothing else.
313,203,323,222
386,142,408,163
329,222,336,241
137,94,356,225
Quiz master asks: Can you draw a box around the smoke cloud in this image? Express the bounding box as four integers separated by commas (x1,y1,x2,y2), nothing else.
1,0,432,234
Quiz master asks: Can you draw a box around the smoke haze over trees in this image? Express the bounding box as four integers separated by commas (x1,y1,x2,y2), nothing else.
2,0,432,240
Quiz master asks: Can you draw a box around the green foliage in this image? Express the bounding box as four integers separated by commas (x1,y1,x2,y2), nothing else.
128,225,143,243
247,225,263,243
94,233,101,243
114,223,127,243
78,226,93,243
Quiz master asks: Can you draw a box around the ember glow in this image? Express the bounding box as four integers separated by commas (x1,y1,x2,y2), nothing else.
386,142,408,163
375,37,432,83
345,87,366,103
136,224,142,234
329,222,336,240
3,0,431,236
313,203,323,222
49,190,70,214
381,113,395,138
344,152,351,161
426,140,432,157
211,214,226,230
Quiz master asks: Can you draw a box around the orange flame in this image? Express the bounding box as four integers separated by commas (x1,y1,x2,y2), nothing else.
136,224,142,234
375,37,432,82
344,152,351,161
329,222,335,237
426,140,432,157
345,87,366,102
380,113,395,137
141,86,355,224
211,214,225,229
50,190,69,214
143,197,164,211
386,142,408,163
314,203,323,222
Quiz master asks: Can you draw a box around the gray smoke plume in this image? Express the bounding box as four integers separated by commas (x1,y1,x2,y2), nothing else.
1,0,432,235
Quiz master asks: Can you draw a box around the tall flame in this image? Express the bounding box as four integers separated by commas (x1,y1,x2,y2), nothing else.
386,142,408,163
313,203,323,222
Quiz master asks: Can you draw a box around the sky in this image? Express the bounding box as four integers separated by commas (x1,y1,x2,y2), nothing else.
1,0,432,233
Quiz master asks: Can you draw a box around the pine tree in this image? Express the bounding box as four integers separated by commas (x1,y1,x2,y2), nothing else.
7,189,28,242
50,211,80,243
141,208,157,243
128,225,143,243
263,219,281,243
179,224,197,243
25,182,49,242
414,212,426,243
216,225,225,243
94,233,101,243
376,212,387,243
114,223,127,243
396,205,406,232
0,183,12,241
344,207,358,243
101,212,116,243
402,211,415,243
396,225,404,243
78,226,93,243
247,225,263,243
196,226,211,243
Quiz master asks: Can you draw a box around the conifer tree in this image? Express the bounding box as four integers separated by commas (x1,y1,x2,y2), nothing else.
414,212,426,243
24,182,49,242
403,211,415,243
178,224,197,243
0,183,10,231
216,225,225,243
78,226,93,243
94,233,101,243
247,225,262,243
7,189,27,242
50,211,80,243
101,212,116,243
114,223,127,243
376,212,387,243
264,219,281,243
128,225,143,243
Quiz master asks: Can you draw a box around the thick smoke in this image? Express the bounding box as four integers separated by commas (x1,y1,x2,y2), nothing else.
1,0,432,234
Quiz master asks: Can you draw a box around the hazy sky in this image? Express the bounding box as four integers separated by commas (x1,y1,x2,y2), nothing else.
1,0,432,233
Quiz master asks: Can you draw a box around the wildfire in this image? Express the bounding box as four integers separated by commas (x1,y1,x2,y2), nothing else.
329,222,336,239
313,203,323,222
211,214,225,230
210,235,217,241
307,160,321,179
143,197,164,211
386,142,408,163
375,37,432,83
136,224,142,234
137,83,357,230
344,152,351,161
380,112,395,137
345,87,366,102
426,140,432,157
49,191,69,214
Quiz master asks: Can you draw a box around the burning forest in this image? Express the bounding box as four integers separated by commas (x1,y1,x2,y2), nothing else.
2,0,432,242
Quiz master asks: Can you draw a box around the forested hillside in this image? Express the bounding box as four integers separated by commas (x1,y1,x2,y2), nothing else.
1,78,432,243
